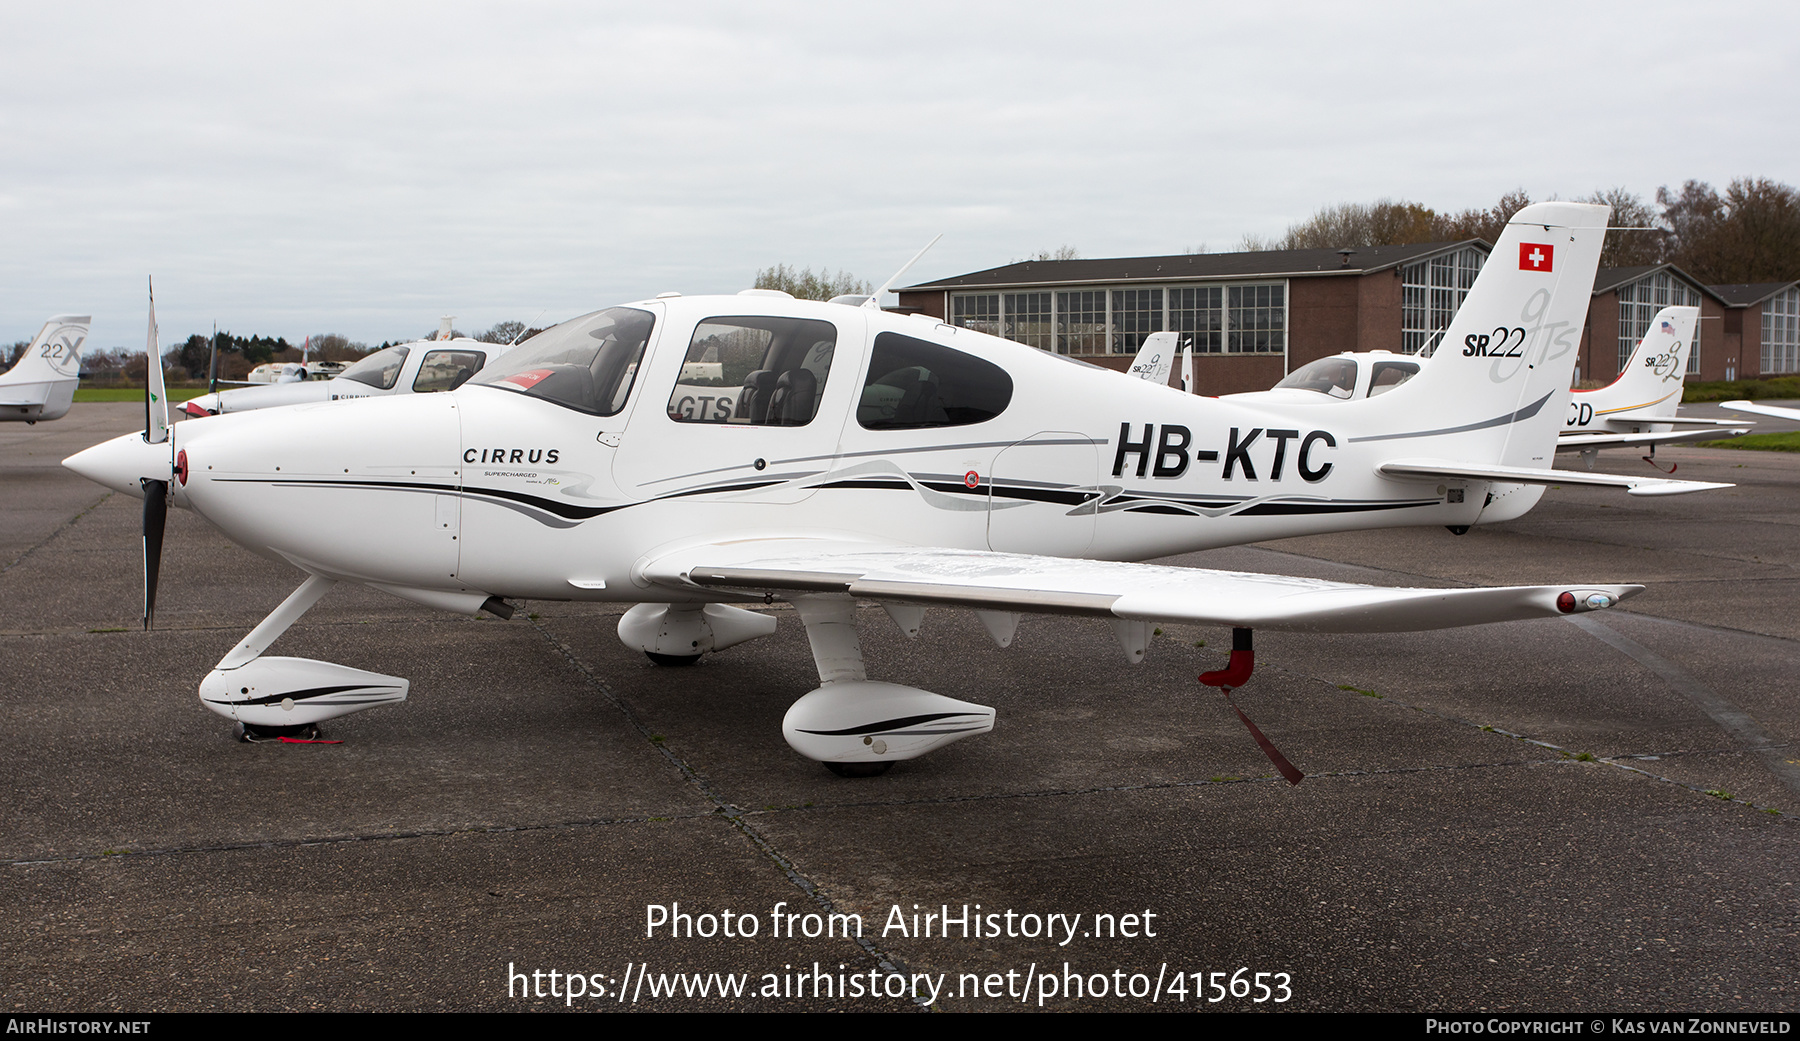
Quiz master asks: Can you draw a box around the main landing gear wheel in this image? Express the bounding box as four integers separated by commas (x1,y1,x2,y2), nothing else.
234,721,321,743
823,761,894,778
644,651,702,667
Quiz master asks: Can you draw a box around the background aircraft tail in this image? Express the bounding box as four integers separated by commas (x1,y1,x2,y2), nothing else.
0,315,89,421
1350,202,1608,470
1579,305,1697,422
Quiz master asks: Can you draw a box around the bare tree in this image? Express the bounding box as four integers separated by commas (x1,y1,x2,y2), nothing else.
1434,189,1534,245
1236,232,1284,252
1660,178,1800,284
753,264,872,300
1029,245,1081,261
477,320,526,345
1583,187,1665,268
1279,199,1439,250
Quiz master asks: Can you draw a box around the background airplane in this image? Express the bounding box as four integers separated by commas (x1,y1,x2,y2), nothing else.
0,315,89,423
1217,305,1745,469
1719,399,1800,423
66,203,1724,778
180,335,508,416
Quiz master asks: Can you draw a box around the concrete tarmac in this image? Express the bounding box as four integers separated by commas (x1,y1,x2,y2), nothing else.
2,404,1797,1012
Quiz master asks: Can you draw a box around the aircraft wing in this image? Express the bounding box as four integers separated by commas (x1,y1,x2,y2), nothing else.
1720,400,1800,423
638,539,1639,634
1555,428,1750,452
1375,458,1731,496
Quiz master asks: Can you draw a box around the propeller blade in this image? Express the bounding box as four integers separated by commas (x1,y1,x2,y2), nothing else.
142,478,168,630
145,277,169,445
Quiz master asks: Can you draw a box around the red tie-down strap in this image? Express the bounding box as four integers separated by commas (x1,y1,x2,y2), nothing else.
1198,627,1305,786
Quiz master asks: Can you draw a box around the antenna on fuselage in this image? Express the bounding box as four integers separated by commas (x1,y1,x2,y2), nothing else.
865,234,944,310
509,310,546,347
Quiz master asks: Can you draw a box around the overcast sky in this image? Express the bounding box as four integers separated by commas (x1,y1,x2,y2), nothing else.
5,1,1797,352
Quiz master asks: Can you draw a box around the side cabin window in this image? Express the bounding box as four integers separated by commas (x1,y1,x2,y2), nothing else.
1274,356,1357,399
857,332,1013,430
468,306,653,416
667,316,838,426
1367,360,1420,397
340,345,410,390
413,349,487,393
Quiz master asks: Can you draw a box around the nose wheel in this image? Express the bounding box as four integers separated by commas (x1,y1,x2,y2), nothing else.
233,721,322,743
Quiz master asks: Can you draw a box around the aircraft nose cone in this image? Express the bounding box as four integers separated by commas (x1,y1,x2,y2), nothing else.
181,394,220,417
64,432,171,497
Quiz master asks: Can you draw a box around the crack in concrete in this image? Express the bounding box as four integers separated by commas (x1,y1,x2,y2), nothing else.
0,489,111,576
525,617,930,1009
1242,541,1800,800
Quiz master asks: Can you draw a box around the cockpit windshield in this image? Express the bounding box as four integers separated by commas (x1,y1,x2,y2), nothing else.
1274,357,1358,399
340,345,410,390
468,307,655,416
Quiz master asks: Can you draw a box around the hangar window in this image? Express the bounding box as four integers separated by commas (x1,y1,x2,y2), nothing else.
1169,287,1223,354
1618,272,1702,375
952,295,1001,337
1055,291,1107,355
1227,284,1285,353
469,306,654,416
1004,292,1053,349
1111,289,1164,354
858,332,1012,429
1765,287,1800,374
667,316,838,426
1402,246,1485,356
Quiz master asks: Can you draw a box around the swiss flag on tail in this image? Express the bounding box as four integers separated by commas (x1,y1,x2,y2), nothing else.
1519,242,1555,271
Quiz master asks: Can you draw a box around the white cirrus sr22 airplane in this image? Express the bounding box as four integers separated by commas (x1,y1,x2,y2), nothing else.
66,203,1729,778
179,337,508,417
1,315,89,423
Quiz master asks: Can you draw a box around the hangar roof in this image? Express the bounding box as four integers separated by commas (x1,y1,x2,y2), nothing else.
901,241,1489,291
1709,281,1800,307
1592,264,1731,304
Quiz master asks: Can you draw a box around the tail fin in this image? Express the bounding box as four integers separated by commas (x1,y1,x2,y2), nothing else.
0,315,89,420
1,315,89,386
1125,331,1179,387
1576,305,1697,423
1352,202,1608,468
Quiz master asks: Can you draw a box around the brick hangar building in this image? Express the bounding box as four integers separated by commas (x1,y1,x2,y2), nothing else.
897,244,1800,395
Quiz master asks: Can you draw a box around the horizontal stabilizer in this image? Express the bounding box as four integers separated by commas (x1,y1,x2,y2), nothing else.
1376,458,1730,496
1555,428,1750,452
1597,411,1745,428
641,539,1641,635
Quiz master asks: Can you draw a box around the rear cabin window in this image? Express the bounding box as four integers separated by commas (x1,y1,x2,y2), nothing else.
667,316,838,425
857,332,1013,429
1368,360,1420,396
